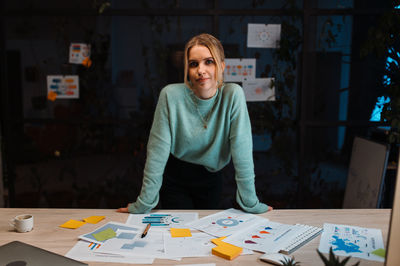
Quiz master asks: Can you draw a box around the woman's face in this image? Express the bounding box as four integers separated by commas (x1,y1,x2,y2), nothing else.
188,45,219,99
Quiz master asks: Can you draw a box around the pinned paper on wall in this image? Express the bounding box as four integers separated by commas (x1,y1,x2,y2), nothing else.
47,75,79,99
69,43,91,65
223,58,256,82
242,78,275,102
247,24,281,48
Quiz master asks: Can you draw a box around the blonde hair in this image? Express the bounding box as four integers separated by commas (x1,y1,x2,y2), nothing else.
184,33,225,89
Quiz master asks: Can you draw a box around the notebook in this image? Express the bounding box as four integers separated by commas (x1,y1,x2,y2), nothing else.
0,241,88,266
223,220,322,254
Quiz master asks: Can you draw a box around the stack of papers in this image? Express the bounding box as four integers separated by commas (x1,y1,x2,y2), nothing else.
66,209,258,263
67,209,385,264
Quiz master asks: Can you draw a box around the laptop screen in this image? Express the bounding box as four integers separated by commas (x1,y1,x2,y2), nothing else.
385,148,400,265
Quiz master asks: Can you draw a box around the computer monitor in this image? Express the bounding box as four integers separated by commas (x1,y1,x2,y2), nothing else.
385,148,400,265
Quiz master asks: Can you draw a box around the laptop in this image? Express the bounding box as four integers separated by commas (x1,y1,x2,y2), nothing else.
0,241,87,266
385,148,400,265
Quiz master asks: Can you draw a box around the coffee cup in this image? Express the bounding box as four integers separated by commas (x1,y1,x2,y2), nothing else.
9,214,34,233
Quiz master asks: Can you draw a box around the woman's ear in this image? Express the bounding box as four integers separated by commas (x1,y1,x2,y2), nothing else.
221,61,226,72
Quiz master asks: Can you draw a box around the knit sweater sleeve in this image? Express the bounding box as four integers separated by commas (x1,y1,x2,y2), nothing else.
128,88,172,213
228,85,270,214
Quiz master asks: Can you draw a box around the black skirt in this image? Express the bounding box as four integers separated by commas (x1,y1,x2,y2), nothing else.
160,154,223,209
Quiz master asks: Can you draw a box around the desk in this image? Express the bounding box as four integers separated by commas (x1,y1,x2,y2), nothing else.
0,208,390,266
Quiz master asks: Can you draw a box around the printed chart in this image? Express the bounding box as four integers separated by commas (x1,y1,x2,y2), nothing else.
224,221,322,254
318,223,385,262
69,43,91,64
79,222,139,245
186,208,267,237
126,212,198,228
47,75,79,99
66,240,154,264
247,23,281,48
95,229,165,258
243,78,275,102
224,58,256,82
224,221,293,253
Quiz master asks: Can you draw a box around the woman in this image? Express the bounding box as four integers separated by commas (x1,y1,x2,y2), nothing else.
118,33,272,214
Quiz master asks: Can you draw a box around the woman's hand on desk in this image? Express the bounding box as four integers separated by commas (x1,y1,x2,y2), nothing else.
116,202,273,213
116,205,129,213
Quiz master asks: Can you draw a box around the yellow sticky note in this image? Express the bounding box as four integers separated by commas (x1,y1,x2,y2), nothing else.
212,243,242,260
170,228,192,237
211,236,228,245
59,219,86,229
83,216,105,224
211,236,242,260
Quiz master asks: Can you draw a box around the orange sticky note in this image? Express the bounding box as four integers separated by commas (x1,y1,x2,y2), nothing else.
59,219,86,229
82,57,92,68
170,228,192,237
83,216,105,224
211,236,228,245
47,91,57,101
211,236,243,260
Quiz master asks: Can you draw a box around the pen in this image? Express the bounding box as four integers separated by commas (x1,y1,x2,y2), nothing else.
141,223,151,238
274,228,292,242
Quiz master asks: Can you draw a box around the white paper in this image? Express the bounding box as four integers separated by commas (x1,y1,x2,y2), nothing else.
47,75,79,99
164,232,215,258
185,208,267,237
69,43,91,64
126,212,198,228
165,231,253,258
224,221,320,254
243,78,275,102
65,240,154,264
95,229,165,258
224,58,256,82
79,221,141,245
318,223,385,262
247,24,281,48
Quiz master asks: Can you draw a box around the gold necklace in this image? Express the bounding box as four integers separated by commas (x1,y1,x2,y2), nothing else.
191,90,219,129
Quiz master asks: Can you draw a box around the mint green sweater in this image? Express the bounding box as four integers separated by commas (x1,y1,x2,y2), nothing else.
128,83,269,214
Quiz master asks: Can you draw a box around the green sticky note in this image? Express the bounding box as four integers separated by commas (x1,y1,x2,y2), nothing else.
372,248,386,258
92,228,116,241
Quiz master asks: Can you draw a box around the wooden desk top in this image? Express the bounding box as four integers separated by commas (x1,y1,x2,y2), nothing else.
0,208,390,266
